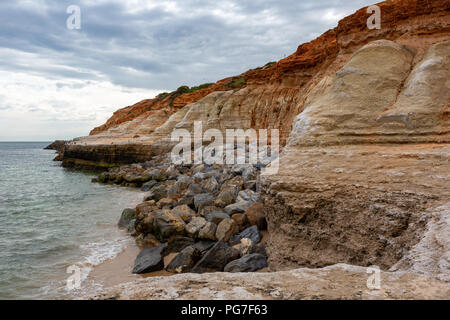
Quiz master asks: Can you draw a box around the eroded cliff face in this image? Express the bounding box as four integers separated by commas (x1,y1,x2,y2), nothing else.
261,38,450,281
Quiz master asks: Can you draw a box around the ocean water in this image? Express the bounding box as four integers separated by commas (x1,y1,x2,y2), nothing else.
0,142,143,299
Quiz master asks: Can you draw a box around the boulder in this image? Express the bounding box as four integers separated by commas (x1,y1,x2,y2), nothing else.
198,222,217,240
206,211,230,225
153,209,186,239
199,206,221,217
194,193,215,212
144,184,167,202
232,238,253,256
216,218,238,242
165,246,202,273
231,213,248,230
224,201,253,215
215,187,238,208
148,168,167,182
237,190,260,203
191,241,240,273
201,177,219,194
192,241,216,255
245,203,267,230
185,217,207,238
224,254,268,273
127,219,136,234
141,180,158,192
157,198,177,209
136,233,160,248
230,226,262,246
118,208,136,229
168,237,195,253
172,205,195,222
132,244,168,274
242,166,257,183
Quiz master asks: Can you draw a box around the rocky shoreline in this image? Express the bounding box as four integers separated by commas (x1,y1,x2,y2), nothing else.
94,154,271,277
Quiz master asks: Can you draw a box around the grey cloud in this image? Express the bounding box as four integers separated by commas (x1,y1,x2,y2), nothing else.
0,0,376,90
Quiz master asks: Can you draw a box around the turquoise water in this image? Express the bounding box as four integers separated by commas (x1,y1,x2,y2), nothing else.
0,142,143,299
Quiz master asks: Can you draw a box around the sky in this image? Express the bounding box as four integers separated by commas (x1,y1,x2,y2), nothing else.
0,0,376,141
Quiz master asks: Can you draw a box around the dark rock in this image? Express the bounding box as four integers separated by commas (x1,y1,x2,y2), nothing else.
168,237,195,253
231,213,248,230
201,177,219,194
206,211,231,225
141,180,158,192
118,208,136,229
249,244,267,256
224,201,253,215
230,226,262,246
127,219,136,233
192,240,216,254
148,168,167,182
193,193,215,212
165,246,202,273
215,187,238,208
191,241,240,273
132,244,168,274
223,253,268,273
144,184,167,202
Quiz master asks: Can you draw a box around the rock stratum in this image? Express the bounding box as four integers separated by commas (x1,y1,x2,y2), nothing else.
66,0,450,299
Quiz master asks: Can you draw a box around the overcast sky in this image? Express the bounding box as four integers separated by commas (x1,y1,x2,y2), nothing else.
0,0,375,141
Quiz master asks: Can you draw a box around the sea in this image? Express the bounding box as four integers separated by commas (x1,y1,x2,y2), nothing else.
0,142,143,299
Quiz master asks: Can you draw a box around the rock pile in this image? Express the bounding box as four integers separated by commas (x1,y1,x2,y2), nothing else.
113,160,268,275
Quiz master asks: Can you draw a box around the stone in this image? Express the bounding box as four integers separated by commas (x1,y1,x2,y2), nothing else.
165,246,202,274
127,219,136,234
231,213,248,230
141,180,158,192
201,177,219,194
118,208,136,229
193,172,207,183
242,166,257,183
244,180,257,191
168,237,195,253
157,198,177,209
132,244,168,274
193,193,215,212
148,168,167,182
224,254,268,273
232,238,253,256
188,183,203,195
199,206,221,217
153,209,186,240
224,201,253,215
214,187,238,208
216,218,238,242
249,244,267,257
237,190,260,203
191,241,240,273
198,222,217,240
206,211,231,225
185,217,207,238
172,205,195,222
230,226,262,246
144,184,167,202
136,233,160,248
245,203,267,230
192,241,216,255
169,175,191,195
221,176,244,191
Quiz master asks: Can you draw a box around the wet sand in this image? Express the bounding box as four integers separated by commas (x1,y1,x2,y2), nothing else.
88,242,177,290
